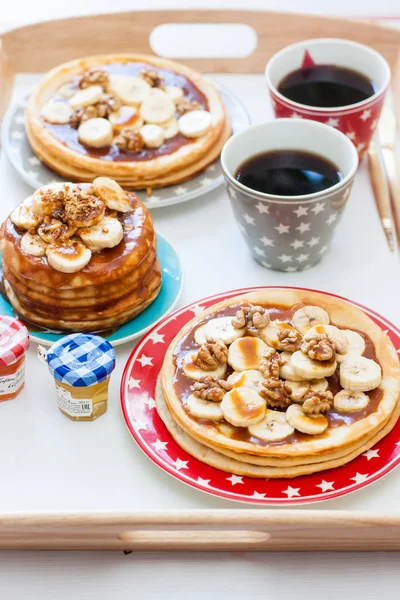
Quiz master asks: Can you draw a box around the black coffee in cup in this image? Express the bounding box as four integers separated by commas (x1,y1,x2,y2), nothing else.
235,150,342,196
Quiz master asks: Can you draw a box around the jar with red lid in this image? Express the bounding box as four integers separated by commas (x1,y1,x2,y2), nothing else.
0,316,29,401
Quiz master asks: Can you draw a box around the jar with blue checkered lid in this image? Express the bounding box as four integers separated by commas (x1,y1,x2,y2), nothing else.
41,333,116,421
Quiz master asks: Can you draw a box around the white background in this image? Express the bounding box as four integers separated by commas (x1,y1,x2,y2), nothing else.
1,1,400,598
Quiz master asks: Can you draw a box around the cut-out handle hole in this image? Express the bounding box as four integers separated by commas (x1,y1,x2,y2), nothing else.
150,24,257,59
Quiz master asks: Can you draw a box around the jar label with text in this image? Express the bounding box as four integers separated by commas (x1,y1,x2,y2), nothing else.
0,362,24,395
56,385,93,417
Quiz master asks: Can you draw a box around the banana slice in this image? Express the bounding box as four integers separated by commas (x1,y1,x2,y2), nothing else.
259,320,300,350
178,110,212,138
140,91,175,125
11,198,43,230
336,330,366,364
221,387,266,427
38,219,75,243
78,118,113,148
333,390,370,413
227,370,265,391
203,317,245,345
165,85,184,103
41,100,73,124
69,85,103,109
20,232,47,257
248,409,295,441
186,394,224,421
287,378,329,402
31,184,66,217
92,177,131,213
140,124,165,148
286,404,328,435
109,75,151,105
108,106,138,130
46,240,92,273
304,324,348,355
279,351,305,382
182,351,227,381
339,356,381,392
291,350,337,380
228,337,269,371
162,118,179,139
194,324,207,346
58,82,76,98
292,305,330,334
78,216,123,250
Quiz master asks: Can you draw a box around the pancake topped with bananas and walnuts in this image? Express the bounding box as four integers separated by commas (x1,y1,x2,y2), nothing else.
26,54,230,189
157,290,400,477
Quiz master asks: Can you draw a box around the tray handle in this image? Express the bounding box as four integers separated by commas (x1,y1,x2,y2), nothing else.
118,529,271,550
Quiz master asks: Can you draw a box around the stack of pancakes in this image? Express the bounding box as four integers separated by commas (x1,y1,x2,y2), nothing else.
0,179,161,332
157,290,400,478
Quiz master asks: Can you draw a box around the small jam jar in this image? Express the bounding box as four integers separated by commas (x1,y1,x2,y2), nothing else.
45,333,116,421
0,316,29,401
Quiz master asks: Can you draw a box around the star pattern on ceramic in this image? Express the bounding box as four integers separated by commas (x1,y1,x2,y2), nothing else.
363,449,380,460
197,477,211,487
208,164,217,172
238,223,247,235
311,202,325,215
345,131,356,140
296,222,311,234
189,304,206,316
133,419,147,432
370,118,378,130
284,266,298,272
152,439,168,451
325,117,340,127
315,480,335,492
255,201,269,214
149,332,165,344
226,474,243,486
28,156,41,166
356,142,366,153
174,186,188,195
200,176,214,187
308,236,320,247
275,223,290,234
14,114,25,125
293,205,308,218
296,253,309,263
11,130,23,140
9,146,19,157
350,472,369,484
319,245,329,254
229,188,238,200
26,170,39,179
129,377,141,389
282,486,300,498
148,195,161,202
278,253,293,263
360,109,371,121
144,397,156,409
173,458,189,471
290,112,303,119
137,354,153,367
326,213,338,226
290,239,304,249
244,213,255,226
261,261,272,268
343,187,351,201
254,246,265,257
260,236,274,247
252,491,266,499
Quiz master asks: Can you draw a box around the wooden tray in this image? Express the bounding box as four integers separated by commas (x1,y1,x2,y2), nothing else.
0,10,400,552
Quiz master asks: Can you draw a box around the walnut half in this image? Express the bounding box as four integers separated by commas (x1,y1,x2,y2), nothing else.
259,348,285,379
302,390,333,415
259,378,292,409
191,377,231,402
232,305,270,330
301,333,335,361
194,338,228,371
277,327,302,352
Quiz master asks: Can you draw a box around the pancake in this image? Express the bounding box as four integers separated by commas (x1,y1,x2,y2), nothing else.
0,179,162,332
26,54,231,189
158,289,400,477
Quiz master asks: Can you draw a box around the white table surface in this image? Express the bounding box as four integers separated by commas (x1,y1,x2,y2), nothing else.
1,1,400,598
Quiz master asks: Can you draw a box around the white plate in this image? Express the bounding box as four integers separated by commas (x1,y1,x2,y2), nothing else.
2,85,250,209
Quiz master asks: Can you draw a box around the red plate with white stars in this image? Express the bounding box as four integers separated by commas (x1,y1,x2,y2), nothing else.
120,287,400,505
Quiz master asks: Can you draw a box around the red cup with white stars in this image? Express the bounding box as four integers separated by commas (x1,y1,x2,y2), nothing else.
265,38,390,160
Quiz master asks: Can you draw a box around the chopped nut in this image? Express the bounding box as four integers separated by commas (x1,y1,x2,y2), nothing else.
194,338,228,371
191,376,231,402
69,94,121,128
302,390,333,415
63,188,105,227
175,99,202,116
79,68,110,89
114,129,144,152
139,69,164,87
232,305,270,330
277,327,302,352
259,347,285,379
301,333,335,361
260,377,292,409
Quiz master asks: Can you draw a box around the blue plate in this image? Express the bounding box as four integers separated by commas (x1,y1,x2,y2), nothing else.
0,233,183,347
